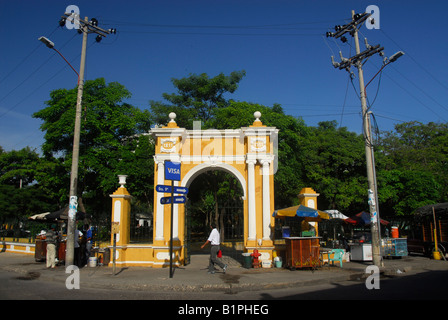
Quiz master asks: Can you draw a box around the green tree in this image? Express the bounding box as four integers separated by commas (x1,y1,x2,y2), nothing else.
378,169,441,216
150,71,246,128
32,78,153,218
0,147,39,187
377,121,448,215
301,121,367,213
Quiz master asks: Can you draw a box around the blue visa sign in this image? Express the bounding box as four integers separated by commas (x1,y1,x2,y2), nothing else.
165,161,181,181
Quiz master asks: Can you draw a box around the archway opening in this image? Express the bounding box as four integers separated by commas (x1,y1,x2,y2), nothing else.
185,169,244,263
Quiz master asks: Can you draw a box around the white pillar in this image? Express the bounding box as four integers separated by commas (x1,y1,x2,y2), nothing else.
261,159,271,240
246,159,257,241
155,160,165,241
173,180,179,240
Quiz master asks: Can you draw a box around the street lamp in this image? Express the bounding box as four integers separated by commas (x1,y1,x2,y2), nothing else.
38,36,54,48
365,51,405,90
389,51,404,63
38,36,79,78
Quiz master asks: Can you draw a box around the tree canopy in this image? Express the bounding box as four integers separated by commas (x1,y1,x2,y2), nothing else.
31,78,153,217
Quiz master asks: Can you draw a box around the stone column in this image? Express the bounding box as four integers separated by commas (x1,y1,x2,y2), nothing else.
155,160,165,241
246,158,257,241
261,159,271,240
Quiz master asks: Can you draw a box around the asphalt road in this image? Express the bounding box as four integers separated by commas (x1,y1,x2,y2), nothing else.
2,266,447,300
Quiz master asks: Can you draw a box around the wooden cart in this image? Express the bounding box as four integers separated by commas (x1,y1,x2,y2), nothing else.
284,237,321,269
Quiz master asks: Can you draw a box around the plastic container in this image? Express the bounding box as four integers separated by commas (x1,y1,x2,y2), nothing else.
391,226,399,238
88,257,97,267
274,256,283,268
262,260,272,268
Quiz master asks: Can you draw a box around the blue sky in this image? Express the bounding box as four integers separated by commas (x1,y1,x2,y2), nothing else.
1,0,447,152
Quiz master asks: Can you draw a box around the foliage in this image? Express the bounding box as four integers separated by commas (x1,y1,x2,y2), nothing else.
32,78,153,219
0,147,39,187
300,121,367,213
150,71,246,128
377,121,448,215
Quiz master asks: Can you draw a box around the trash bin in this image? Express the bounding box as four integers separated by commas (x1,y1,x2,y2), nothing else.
242,253,252,269
103,248,110,265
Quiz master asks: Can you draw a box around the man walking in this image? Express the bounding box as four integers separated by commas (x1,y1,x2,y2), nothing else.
201,223,227,274
45,224,59,269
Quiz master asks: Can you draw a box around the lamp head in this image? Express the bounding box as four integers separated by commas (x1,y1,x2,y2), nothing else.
389,51,404,63
38,36,54,49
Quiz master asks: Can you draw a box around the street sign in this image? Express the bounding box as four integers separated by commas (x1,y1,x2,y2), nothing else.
173,186,188,194
165,161,181,181
156,185,172,193
160,196,187,205
156,185,189,194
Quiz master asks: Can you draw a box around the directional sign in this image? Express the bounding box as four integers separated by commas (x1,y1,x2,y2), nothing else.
156,185,189,194
173,186,188,194
156,185,172,193
160,196,187,205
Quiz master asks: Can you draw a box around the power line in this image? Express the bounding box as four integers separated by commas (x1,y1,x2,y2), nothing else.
0,25,60,85
101,19,339,30
0,37,97,119
380,29,448,93
0,32,78,107
117,30,321,37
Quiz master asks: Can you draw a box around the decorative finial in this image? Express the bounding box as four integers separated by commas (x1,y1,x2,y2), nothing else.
164,112,180,128
118,175,127,187
250,111,265,127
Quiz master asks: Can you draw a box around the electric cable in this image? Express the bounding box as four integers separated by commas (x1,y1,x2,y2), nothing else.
0,32,77,107
380,29,448,93
0,33,82,119
0,25,59,85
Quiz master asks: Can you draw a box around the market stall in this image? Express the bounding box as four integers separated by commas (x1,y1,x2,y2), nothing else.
344,211,393,261
273,205,329,269
29,206,90,263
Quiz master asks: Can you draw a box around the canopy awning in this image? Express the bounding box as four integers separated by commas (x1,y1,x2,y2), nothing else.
28,206,89,222
273,205,330,222
324,209,349,220
414,203,448,217
344,211,389,226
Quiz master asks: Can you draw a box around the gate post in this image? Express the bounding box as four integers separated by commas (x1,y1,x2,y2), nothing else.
110,175,132,264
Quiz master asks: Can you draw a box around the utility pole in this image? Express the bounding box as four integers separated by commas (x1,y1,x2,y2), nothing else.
61,11,116,266
326,10,384,267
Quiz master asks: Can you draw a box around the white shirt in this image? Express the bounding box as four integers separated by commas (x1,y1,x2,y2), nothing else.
74,230,83,248
207,228,220,245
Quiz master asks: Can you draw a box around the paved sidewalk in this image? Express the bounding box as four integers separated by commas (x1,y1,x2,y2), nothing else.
1,251,447,293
